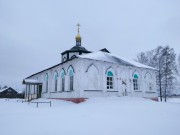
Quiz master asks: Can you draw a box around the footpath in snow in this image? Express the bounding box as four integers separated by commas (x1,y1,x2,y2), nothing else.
0,97,180,135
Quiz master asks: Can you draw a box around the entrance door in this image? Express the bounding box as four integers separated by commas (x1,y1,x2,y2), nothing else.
37,85,42,98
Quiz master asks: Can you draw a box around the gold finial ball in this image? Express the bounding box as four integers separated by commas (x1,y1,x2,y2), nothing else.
76,33,81,41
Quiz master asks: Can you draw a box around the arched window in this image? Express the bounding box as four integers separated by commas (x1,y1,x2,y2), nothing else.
133,74,139,90
54,71,58,91
45,73,48,92
69,70,74,91
107,71,113,89
60,70,65,91
67,66,75,91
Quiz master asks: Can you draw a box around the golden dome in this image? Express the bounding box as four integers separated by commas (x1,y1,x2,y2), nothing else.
76,33,81,41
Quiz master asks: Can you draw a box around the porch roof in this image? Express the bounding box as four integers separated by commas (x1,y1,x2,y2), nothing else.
22,79,42,85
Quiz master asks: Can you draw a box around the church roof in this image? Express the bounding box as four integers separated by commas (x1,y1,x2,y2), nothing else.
78,51,157,70
61,45,91,55
69,45,90,52
100,48,110,53
25,51,156,79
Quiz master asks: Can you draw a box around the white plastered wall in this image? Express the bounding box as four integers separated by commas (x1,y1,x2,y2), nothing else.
27,57,157,99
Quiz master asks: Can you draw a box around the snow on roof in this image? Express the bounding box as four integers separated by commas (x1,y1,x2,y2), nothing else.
22,79,42,84
0,87,17,93
78,51,156,70
0,87,9,93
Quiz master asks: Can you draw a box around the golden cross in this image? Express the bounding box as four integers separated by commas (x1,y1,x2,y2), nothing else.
77,23,80,34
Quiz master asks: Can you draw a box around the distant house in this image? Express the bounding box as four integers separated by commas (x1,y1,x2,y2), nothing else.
0,87,18,98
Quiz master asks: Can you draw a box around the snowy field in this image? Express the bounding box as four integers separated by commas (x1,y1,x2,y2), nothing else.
0,97,180,135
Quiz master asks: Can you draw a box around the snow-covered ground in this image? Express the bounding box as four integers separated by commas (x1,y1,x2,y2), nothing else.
167,97,180,104
0,97,180,135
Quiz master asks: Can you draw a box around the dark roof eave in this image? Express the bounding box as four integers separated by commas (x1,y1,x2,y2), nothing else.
61,50,91,55
22,80,43,85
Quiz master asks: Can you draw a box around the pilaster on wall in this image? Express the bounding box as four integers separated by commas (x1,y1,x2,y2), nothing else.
128,67,133,97
102,63,106,97
117,66,122,97
48,69,53,98
78,59,85,98
117,66,119,96
140,68,144,97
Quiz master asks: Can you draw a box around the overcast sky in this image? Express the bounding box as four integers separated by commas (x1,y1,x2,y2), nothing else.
0,0,180,90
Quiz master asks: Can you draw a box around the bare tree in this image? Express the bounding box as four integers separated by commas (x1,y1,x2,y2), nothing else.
135,46,177,102
2,85,8,89
135,52,149,65
161,46,177,101
178,54,180,75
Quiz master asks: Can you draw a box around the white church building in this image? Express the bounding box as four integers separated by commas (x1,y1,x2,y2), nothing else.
23,25,158,102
